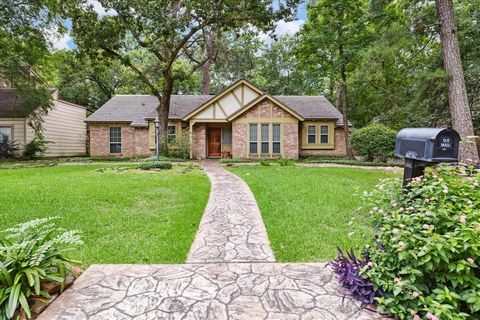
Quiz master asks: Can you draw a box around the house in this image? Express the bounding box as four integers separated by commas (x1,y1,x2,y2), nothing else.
0,88,87,157
86,79,347,160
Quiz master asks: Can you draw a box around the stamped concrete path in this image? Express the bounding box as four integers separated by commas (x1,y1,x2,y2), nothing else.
40,161,382,320
187,161,275,263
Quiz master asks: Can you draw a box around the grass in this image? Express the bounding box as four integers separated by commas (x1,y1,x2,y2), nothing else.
229,166,398,262
0,164,210,266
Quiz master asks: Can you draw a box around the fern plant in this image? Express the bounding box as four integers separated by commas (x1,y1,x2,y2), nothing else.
0,218,82,319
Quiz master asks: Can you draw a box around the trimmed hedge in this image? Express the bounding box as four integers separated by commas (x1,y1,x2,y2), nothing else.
351,124,397,162
138,161,172,170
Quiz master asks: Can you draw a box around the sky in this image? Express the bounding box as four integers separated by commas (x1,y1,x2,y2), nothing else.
50,1,308,50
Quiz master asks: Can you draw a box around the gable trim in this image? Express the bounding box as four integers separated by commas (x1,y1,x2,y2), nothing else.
182,79,263,121
227,94,304,121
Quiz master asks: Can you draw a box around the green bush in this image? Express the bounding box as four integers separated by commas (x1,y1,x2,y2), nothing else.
259,160,270,166
0,134,19,159
277,158,295,166
362,164,480,319
23,138,50,159
138,161,172,170
0,218,82,319
166,129,190,159
350,124,397,162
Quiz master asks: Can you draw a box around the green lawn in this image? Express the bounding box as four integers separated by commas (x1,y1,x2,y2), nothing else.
229,166,398,262
0,164,210,266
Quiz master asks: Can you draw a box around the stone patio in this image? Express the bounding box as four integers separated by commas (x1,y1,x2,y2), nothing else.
39,161,383,319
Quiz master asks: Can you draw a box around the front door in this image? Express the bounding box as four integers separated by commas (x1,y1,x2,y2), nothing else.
208,128,221,157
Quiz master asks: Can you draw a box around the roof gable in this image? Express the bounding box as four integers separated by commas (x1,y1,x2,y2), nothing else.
227,94,304,121
182,79,263,121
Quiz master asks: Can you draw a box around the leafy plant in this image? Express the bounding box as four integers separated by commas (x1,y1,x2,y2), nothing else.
362,164,480,319
166,129,190,159
350,125,397,162
0,134,19,159
138,161,172,170
277,158,295,166
0,218,82,319
22,138,50,159
259,160,270,166
330,248,381,306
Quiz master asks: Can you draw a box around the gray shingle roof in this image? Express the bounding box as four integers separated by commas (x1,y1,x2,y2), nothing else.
86,94,344,126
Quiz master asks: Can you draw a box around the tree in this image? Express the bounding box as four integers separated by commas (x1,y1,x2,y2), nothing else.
0,0,73,137
72,0,299,152
435,0,479,161
298,0,371,158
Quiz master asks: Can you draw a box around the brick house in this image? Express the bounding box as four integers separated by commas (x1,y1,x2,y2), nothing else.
86,79,347,160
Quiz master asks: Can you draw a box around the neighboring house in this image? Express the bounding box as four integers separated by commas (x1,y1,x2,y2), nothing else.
0,88,87,157
86,79,347,160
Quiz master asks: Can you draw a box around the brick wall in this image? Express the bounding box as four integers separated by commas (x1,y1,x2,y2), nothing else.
192,123,206,160
299,127,347,157
89,124,152,158
231,99,299,160
232,123,248,158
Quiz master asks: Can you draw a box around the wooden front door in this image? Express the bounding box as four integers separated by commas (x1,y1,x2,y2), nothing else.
208,128,222,157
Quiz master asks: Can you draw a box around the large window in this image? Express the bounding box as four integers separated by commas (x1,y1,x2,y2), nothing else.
249,124,258,154
261,124,269,153
272,124,281,154
0,126,12,140
320,125,329,144
109,127,122,154
307,125,316,144
167,125,176,143
222,128,232,145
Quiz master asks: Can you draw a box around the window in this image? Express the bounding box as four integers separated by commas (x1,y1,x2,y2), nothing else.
272,124,281,154
222,128,232,145
261,124,269,153
320,125,329,144
109,127,121,154
249,124,258,154
0,127,12,140
307,125,316,144
167,125,176,143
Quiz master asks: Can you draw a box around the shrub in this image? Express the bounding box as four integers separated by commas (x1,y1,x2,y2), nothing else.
259,160,270,166
166,129,190,159
0,218,82,319
361,164,480,319
350,124,397,162
277,158,295,166
23,138,50,159
138,161,172,170
0,134,19,159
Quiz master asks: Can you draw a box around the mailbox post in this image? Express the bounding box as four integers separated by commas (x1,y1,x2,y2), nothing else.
395,128,460,186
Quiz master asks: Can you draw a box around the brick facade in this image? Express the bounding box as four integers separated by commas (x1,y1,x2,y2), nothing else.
231,99,299,160
299,127,347,157
89,124,151,158
192,123,206,160
232,123,248,158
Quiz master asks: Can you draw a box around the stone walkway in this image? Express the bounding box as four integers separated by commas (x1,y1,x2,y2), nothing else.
188,161,275,263
39,161,383,320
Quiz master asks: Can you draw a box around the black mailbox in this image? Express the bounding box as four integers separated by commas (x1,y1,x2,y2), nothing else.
395,128,460,186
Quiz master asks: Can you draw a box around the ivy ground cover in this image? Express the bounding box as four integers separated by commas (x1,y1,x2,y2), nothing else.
0,164,210,266
228,165,398,261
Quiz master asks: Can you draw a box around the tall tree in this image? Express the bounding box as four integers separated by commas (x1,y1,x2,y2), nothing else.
0,0,73,137
72,0,299,151
298,0,371,158
436,0,479,161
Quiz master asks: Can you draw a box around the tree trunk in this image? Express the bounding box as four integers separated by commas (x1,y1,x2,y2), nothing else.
201,28,213,95
436,0,479,162
335,82,342,111
157,73,174,155
341,78,354,159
